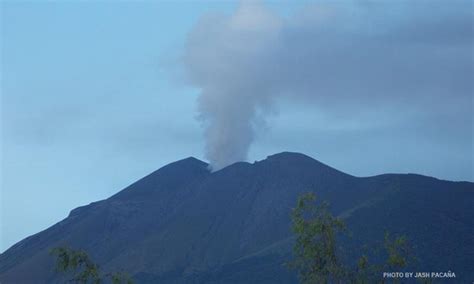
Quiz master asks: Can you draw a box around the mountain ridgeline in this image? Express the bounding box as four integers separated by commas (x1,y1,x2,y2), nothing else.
1,152,473,283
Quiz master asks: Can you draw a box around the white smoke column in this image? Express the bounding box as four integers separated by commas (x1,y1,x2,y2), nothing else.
183,0,472,171
184,1,281,171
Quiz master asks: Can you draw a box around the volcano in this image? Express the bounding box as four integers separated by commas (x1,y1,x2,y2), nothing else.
1,152,473,283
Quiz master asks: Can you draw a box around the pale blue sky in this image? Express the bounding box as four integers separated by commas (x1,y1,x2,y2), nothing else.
1,1,472,252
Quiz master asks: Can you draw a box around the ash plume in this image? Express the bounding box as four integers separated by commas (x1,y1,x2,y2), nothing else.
183,1,281,171
183,0,473,171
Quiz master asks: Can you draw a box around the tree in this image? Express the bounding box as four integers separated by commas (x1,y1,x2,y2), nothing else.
289,192,412,284
384,232,411,271
289,192,346,283
50,246,133,284
353,232,414,284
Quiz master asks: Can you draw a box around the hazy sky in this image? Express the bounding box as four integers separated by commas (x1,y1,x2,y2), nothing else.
1,1,472,252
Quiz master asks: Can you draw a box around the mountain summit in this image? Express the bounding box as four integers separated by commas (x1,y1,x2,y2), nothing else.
1,152,473,283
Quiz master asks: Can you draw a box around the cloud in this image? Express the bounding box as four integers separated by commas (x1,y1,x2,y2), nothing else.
183,0,473,170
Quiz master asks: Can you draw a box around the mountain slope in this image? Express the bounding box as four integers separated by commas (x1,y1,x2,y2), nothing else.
1,152,473,283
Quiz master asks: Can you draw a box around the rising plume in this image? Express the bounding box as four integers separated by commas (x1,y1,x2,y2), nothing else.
183,0,472,171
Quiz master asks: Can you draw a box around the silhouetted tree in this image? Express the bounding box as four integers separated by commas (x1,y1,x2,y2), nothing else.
289,192,412,284
289,192,346,283
50,247,133,284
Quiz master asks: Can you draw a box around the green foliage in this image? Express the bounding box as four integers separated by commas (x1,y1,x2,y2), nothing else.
384,232,410,270
50,246,134,284
50,247,100,284
107,272,134,284
289,192,413,284
289,193,346,283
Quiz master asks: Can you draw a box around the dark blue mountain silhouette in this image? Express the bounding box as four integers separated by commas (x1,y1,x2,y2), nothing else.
1,152,472,283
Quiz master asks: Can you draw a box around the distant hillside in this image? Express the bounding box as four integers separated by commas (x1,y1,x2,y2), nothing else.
1,152,473,283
